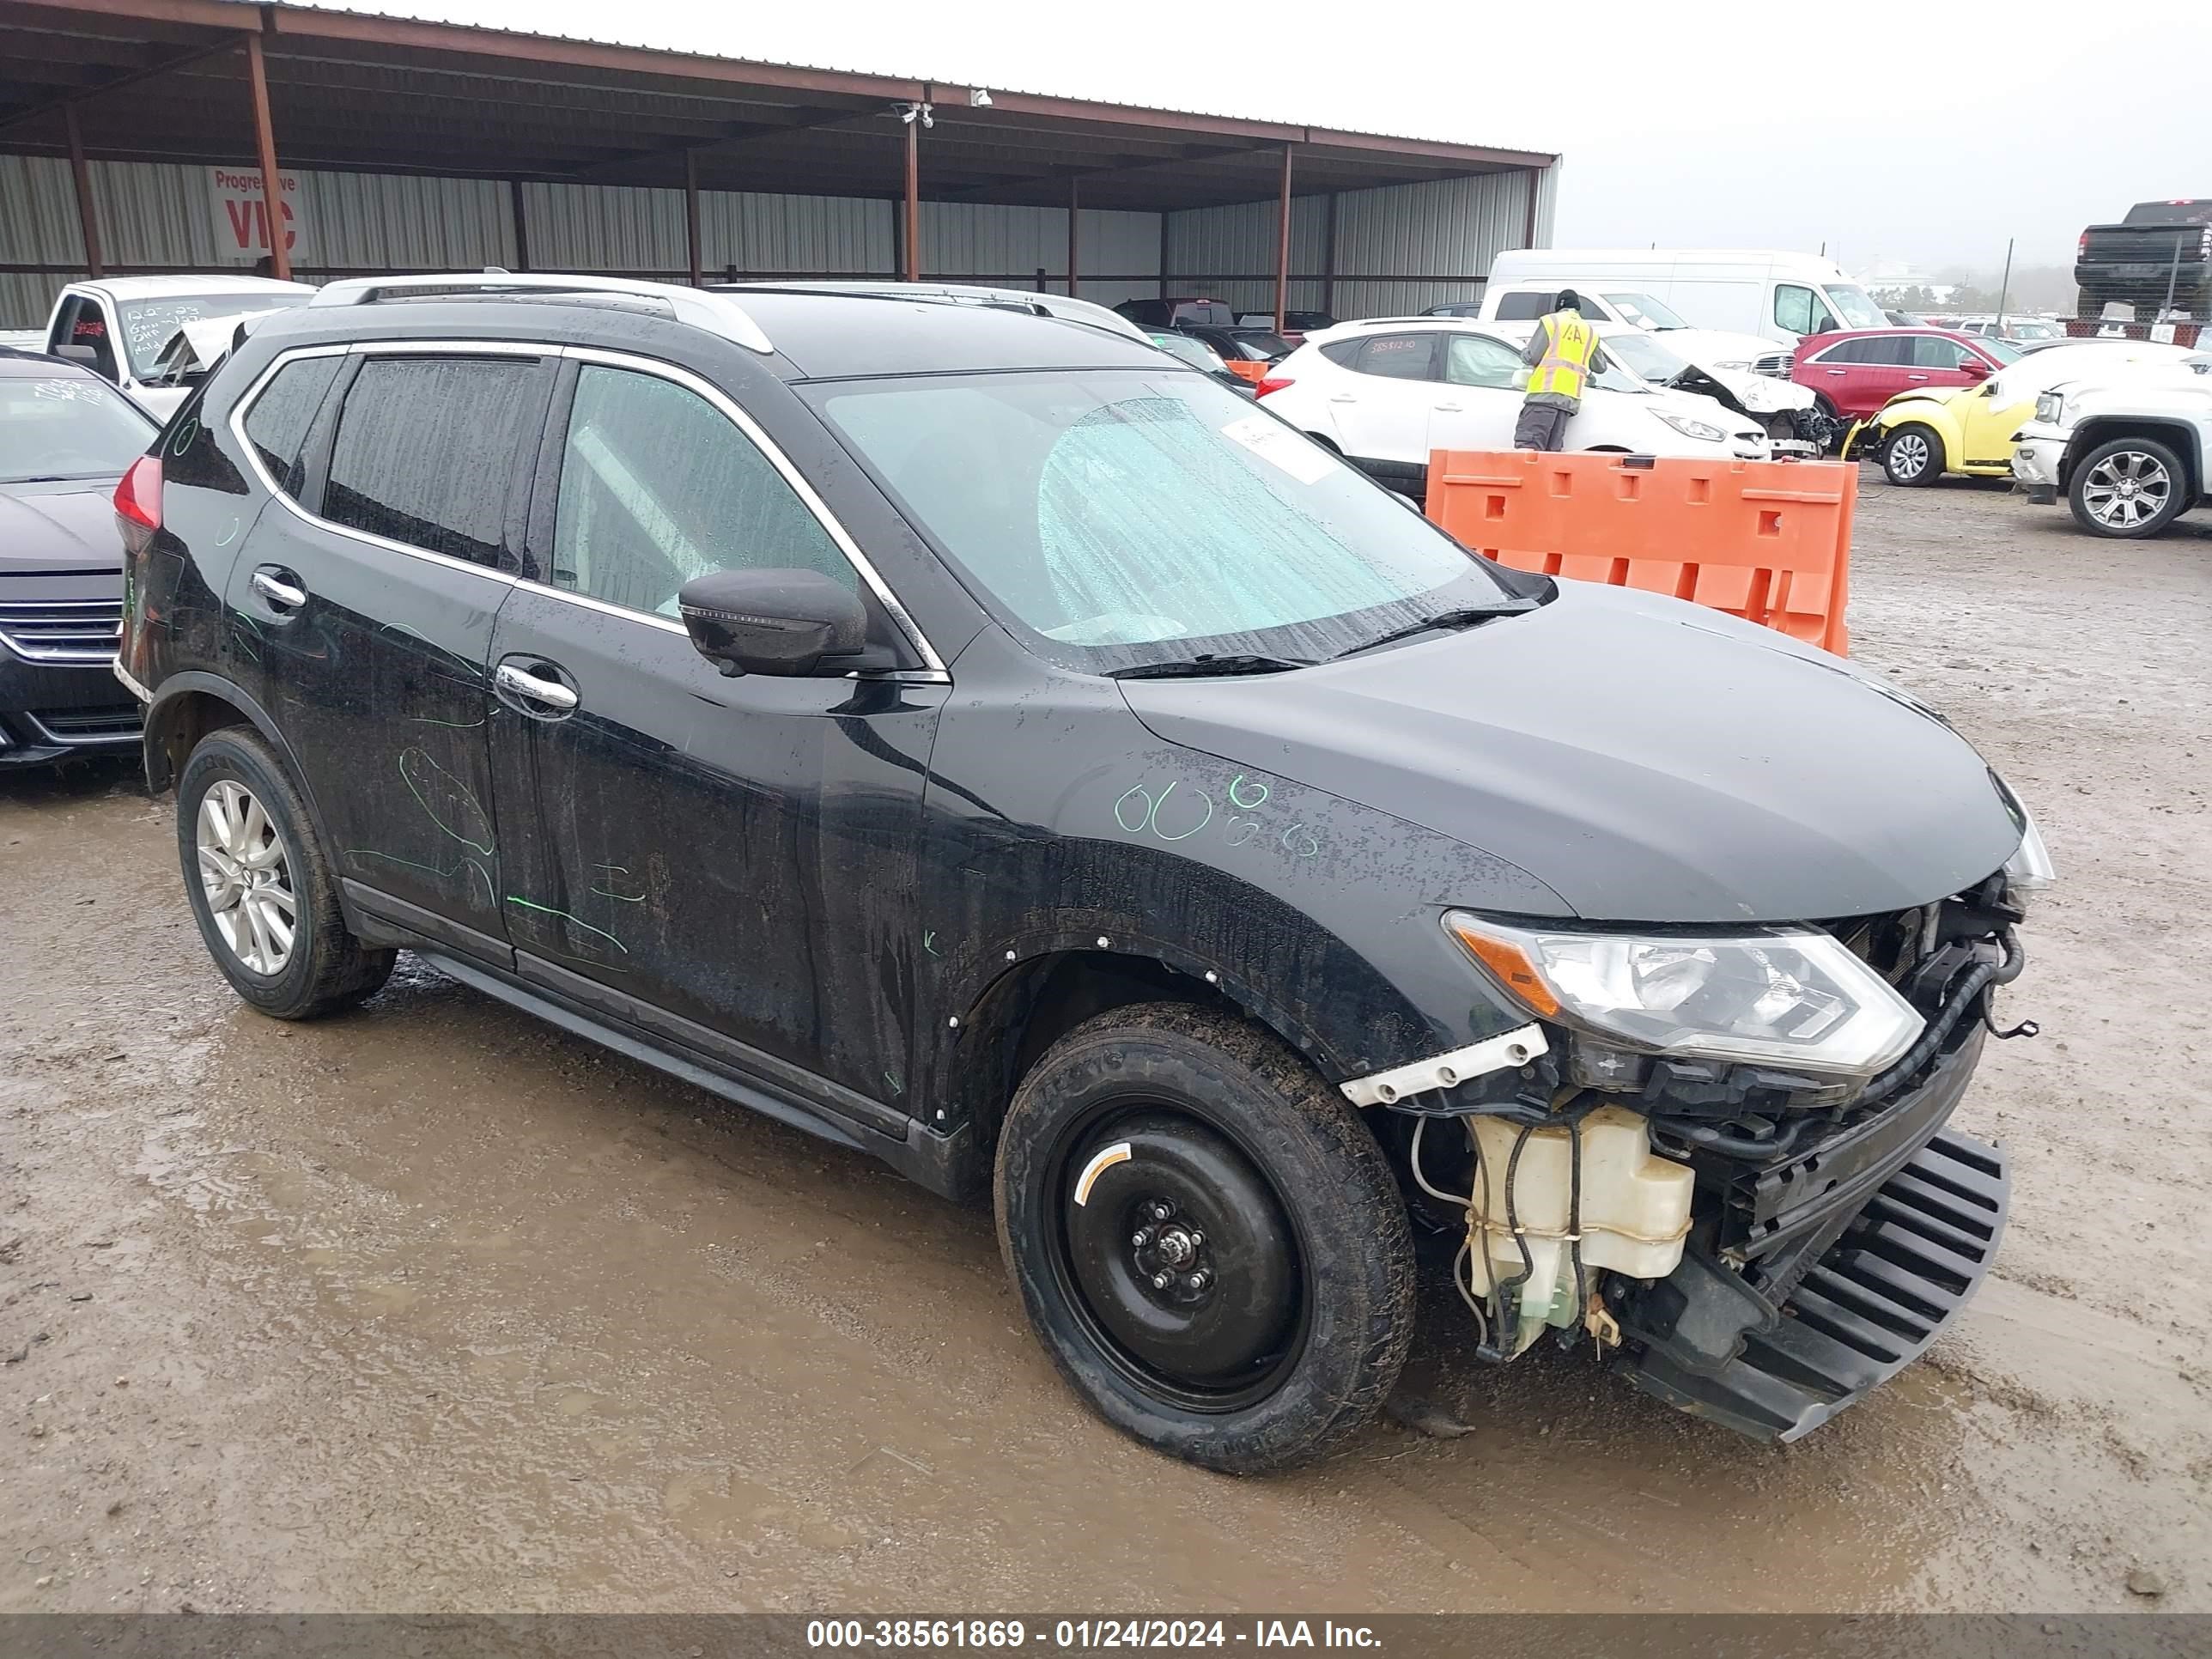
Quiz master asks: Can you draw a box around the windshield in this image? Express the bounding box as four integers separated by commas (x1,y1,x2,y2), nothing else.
807,369,1524,672
1597,331,1691,386
0,374,156,483
1979,337,2025,364
1601,292,1689,330
1224,330,1291,360
1821,284,1887,331
2006,321,2057,340
116,293,304,377
1149,332,1227,372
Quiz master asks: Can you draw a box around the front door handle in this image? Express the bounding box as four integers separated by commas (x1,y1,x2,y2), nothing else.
1328,393,1358,404
1432,401,1465,412
1907,374,1930,381
249,568,306,611
495,660,580,713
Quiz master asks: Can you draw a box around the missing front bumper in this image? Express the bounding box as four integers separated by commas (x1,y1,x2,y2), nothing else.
1613,1127,2009,1440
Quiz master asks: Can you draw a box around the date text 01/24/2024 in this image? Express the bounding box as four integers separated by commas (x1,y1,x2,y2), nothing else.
805,1621,1382,1650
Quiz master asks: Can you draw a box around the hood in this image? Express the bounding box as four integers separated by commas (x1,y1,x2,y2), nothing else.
0,480,126,572
1706,369,1812,413
1121,582,2021,925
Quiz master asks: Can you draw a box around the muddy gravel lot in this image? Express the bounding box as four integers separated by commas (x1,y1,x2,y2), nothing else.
3,472,2208,1615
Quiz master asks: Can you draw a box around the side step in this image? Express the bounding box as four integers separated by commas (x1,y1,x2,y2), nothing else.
1617,1128,2009,1441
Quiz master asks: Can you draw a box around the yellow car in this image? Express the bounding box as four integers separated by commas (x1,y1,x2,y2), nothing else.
1853,340,2203,487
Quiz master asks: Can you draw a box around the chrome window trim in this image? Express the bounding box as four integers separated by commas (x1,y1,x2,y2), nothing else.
226,339,946,675
560,346,946,672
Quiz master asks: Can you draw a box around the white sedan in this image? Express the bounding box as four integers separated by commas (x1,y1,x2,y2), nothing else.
1257,318,1770,496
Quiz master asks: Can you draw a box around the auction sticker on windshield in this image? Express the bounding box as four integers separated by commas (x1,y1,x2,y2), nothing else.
1219,413,1333,485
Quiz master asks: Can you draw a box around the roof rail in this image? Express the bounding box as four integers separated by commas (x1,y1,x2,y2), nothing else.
717,279,1152,343
308,272,774,354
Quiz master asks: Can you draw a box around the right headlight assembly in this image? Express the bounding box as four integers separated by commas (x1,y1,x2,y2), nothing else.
1443,912,1924,1079
2034,391,2067,425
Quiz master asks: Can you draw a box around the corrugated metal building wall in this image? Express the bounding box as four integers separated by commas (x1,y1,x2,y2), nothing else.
2,153,1556,329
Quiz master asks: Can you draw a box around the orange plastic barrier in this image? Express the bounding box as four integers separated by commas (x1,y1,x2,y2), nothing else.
1425,450,1856,656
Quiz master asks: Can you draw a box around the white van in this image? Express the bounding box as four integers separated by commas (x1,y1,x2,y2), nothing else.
1480,250,1890,348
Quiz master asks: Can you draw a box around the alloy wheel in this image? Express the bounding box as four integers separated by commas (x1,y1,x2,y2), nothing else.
2081,450,2172,530
1888,431,1931,480
196,778,297,975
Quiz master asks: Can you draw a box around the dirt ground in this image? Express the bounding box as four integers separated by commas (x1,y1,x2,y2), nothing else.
3,471,2208,1616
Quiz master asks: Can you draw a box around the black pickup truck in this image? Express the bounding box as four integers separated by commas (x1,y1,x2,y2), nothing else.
2076,199,2211,321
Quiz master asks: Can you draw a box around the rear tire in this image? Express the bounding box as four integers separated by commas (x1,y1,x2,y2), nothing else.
994,1002,1414,1474
2067,435,2189,538
177,726,395,1019
1882,422,1945,486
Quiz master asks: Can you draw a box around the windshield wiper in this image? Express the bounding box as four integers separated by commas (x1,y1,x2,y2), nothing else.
1334,605,1530,659
1108,652,1316,679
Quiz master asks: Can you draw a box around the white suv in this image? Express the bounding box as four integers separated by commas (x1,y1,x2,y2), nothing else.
2011,354,2212,538
1260,319,1770,496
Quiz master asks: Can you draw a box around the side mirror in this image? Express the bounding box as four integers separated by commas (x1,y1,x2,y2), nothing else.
677,568,869,678
1957,358,1990,381
53,343,100,368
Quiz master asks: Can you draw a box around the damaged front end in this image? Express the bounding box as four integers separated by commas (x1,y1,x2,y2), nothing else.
1376,874,2037,1441
1668,364,1837,458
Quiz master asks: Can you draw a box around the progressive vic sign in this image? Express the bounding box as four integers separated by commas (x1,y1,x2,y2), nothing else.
209,167,308,264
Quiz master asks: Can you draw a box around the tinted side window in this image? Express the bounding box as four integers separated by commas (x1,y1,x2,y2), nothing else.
1912,336,1973,369
324,356,540,566
1319,340,1361,367
240,356,343,499
1492,291,1551,320
1353,334,1438,380
1815,339,1874,365
549,364,854,617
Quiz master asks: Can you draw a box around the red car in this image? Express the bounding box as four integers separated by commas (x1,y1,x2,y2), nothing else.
1790,327,2020,422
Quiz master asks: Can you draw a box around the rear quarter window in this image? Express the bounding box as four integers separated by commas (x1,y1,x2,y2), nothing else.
240,355,344,500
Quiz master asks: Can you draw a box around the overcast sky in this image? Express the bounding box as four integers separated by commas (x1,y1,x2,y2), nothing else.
339,0,2210,274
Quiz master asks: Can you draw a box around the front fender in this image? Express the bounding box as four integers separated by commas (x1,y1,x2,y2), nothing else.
1865,393,1962,441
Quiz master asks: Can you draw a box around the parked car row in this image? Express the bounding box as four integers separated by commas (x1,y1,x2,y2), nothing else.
0,345,158,765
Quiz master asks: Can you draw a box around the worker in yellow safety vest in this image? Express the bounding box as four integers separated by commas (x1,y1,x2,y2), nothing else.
1513,289,1612,451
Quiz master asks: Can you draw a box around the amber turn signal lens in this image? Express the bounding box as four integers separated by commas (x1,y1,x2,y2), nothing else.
1445,918,1561,1018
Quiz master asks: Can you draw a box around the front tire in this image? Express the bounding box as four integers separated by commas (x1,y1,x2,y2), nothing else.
994,1003,1414,1474
177,726,395,1018
2068,436,2189,538
1882,422,1945,486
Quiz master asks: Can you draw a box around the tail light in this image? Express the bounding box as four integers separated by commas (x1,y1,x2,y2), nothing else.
114,453,163,556
2077,231,2088,258
1253,375,1293,398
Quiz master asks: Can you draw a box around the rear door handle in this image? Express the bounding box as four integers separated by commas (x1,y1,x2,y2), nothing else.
495,659,580,714
1907,374,1930,380
248,567,306,611
1432,401,1464,412
1328,393,1358,404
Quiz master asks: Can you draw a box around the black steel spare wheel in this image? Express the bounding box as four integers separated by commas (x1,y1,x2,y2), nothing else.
994,1001,1415,1474
1056,1110,1304,1411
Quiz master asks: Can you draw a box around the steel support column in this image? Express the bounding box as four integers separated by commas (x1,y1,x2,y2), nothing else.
1320,190,1337,319
902,114,920,283
1066,176,1079,298
1274,143,1293,335
508,178,529,270
243,31,289,280
62,102,103,278
684,148,702,286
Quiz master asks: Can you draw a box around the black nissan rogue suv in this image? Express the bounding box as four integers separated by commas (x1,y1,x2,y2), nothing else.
117,274,2050,1472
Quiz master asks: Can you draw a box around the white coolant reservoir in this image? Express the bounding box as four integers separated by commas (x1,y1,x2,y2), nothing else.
1466,1107,1694,1354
